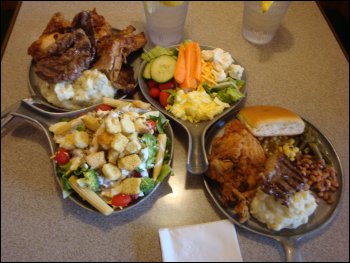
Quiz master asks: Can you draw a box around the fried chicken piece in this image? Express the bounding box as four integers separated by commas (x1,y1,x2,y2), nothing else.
207,119,266,223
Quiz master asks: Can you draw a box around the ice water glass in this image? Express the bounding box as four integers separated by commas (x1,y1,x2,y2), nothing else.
242,1,290,45
143,1,189,46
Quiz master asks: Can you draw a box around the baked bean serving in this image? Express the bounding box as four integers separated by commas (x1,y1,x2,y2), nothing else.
296,154,339,204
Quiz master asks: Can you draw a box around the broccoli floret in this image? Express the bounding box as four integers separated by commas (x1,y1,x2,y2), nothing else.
140,177,156,195
76,169,100,192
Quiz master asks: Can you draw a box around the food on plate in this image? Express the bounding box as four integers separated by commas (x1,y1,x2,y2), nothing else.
207,119,266,223
207,105,339,230
250,188,317,231
28,9,147,109
38,69,115,110
237,105,305,137
141,41,245,123
49,98,173,215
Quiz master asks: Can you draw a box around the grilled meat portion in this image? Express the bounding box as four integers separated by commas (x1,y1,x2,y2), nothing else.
28,12,71,61
28,9,146,92
92,27,146,91
261,153,306,206
34,29,93,84
114,65,136,94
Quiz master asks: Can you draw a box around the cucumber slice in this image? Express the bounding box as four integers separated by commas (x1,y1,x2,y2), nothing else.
143,61,152,79
150,55,177,83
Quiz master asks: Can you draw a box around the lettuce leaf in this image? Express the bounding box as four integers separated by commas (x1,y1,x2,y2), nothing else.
141,46,175,62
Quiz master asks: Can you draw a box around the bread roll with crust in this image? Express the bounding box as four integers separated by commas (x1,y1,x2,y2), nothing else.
237,106,305,137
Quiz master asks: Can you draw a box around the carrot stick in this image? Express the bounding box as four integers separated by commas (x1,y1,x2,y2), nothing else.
174,44,186,84
194,42,201,82
181,42,197,90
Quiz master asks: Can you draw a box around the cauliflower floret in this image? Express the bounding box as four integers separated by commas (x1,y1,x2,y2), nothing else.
201,50,214,61
213,52,234,71
211,69,227,82
227,64,245,80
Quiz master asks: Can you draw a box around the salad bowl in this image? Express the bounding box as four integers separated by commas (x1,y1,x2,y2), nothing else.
1,98,174,215
138,45,247,175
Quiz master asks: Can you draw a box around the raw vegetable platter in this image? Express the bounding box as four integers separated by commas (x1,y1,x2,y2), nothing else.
138,42,247,174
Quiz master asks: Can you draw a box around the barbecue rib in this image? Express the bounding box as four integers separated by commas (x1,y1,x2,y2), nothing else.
92,26,147,92
27,9,146,92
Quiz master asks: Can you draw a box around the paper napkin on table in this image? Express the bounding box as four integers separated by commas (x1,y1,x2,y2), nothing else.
158,219,243,262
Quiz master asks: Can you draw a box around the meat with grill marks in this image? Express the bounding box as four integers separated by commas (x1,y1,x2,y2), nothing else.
261,153,306,206
34,28,94,84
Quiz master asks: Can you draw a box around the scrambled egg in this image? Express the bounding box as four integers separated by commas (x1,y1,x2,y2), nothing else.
167,89,229,123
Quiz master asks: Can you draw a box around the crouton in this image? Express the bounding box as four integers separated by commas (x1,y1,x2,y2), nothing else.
105,117,121,134
118,154,141,171
107,149,119,164
121,177,142,195
125,140,142,154
86,151,106,169
111,133,129,153
121,118,135,134
97,132,116,150
102,163,121,181
134,118,150,134
73,130,90,149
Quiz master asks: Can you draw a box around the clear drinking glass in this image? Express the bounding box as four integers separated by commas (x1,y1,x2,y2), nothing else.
143,1,189,46
242,1,290,45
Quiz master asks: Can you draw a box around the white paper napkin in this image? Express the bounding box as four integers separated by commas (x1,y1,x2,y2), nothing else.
159,219,243,262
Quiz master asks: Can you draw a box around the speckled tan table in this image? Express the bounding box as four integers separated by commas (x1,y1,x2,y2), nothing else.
1,1,349,262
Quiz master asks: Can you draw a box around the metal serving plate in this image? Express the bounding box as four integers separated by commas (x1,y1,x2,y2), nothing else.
27,28,143,112
1,99,174,215
138,45,247,175
203,110,344,261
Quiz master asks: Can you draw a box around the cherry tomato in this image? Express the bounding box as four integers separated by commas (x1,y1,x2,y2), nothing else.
159,92,170,108
159,80,176,90
146,120,157,131
149,87,161,98
147,79,159,89
95,104,113,112
55,148,70,165
111,194,132,207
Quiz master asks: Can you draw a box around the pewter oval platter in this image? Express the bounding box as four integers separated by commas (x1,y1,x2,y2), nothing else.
28,29,143,112
203,110,344,261
1,99,174,215
138,45,247,175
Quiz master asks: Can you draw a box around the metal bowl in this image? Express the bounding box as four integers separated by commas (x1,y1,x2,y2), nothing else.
1,99,174,215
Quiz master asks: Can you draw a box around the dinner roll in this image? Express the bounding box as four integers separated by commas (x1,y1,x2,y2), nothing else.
237,105,305,137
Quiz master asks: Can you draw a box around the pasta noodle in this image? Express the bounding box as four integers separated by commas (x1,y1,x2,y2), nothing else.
68,176,114,216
